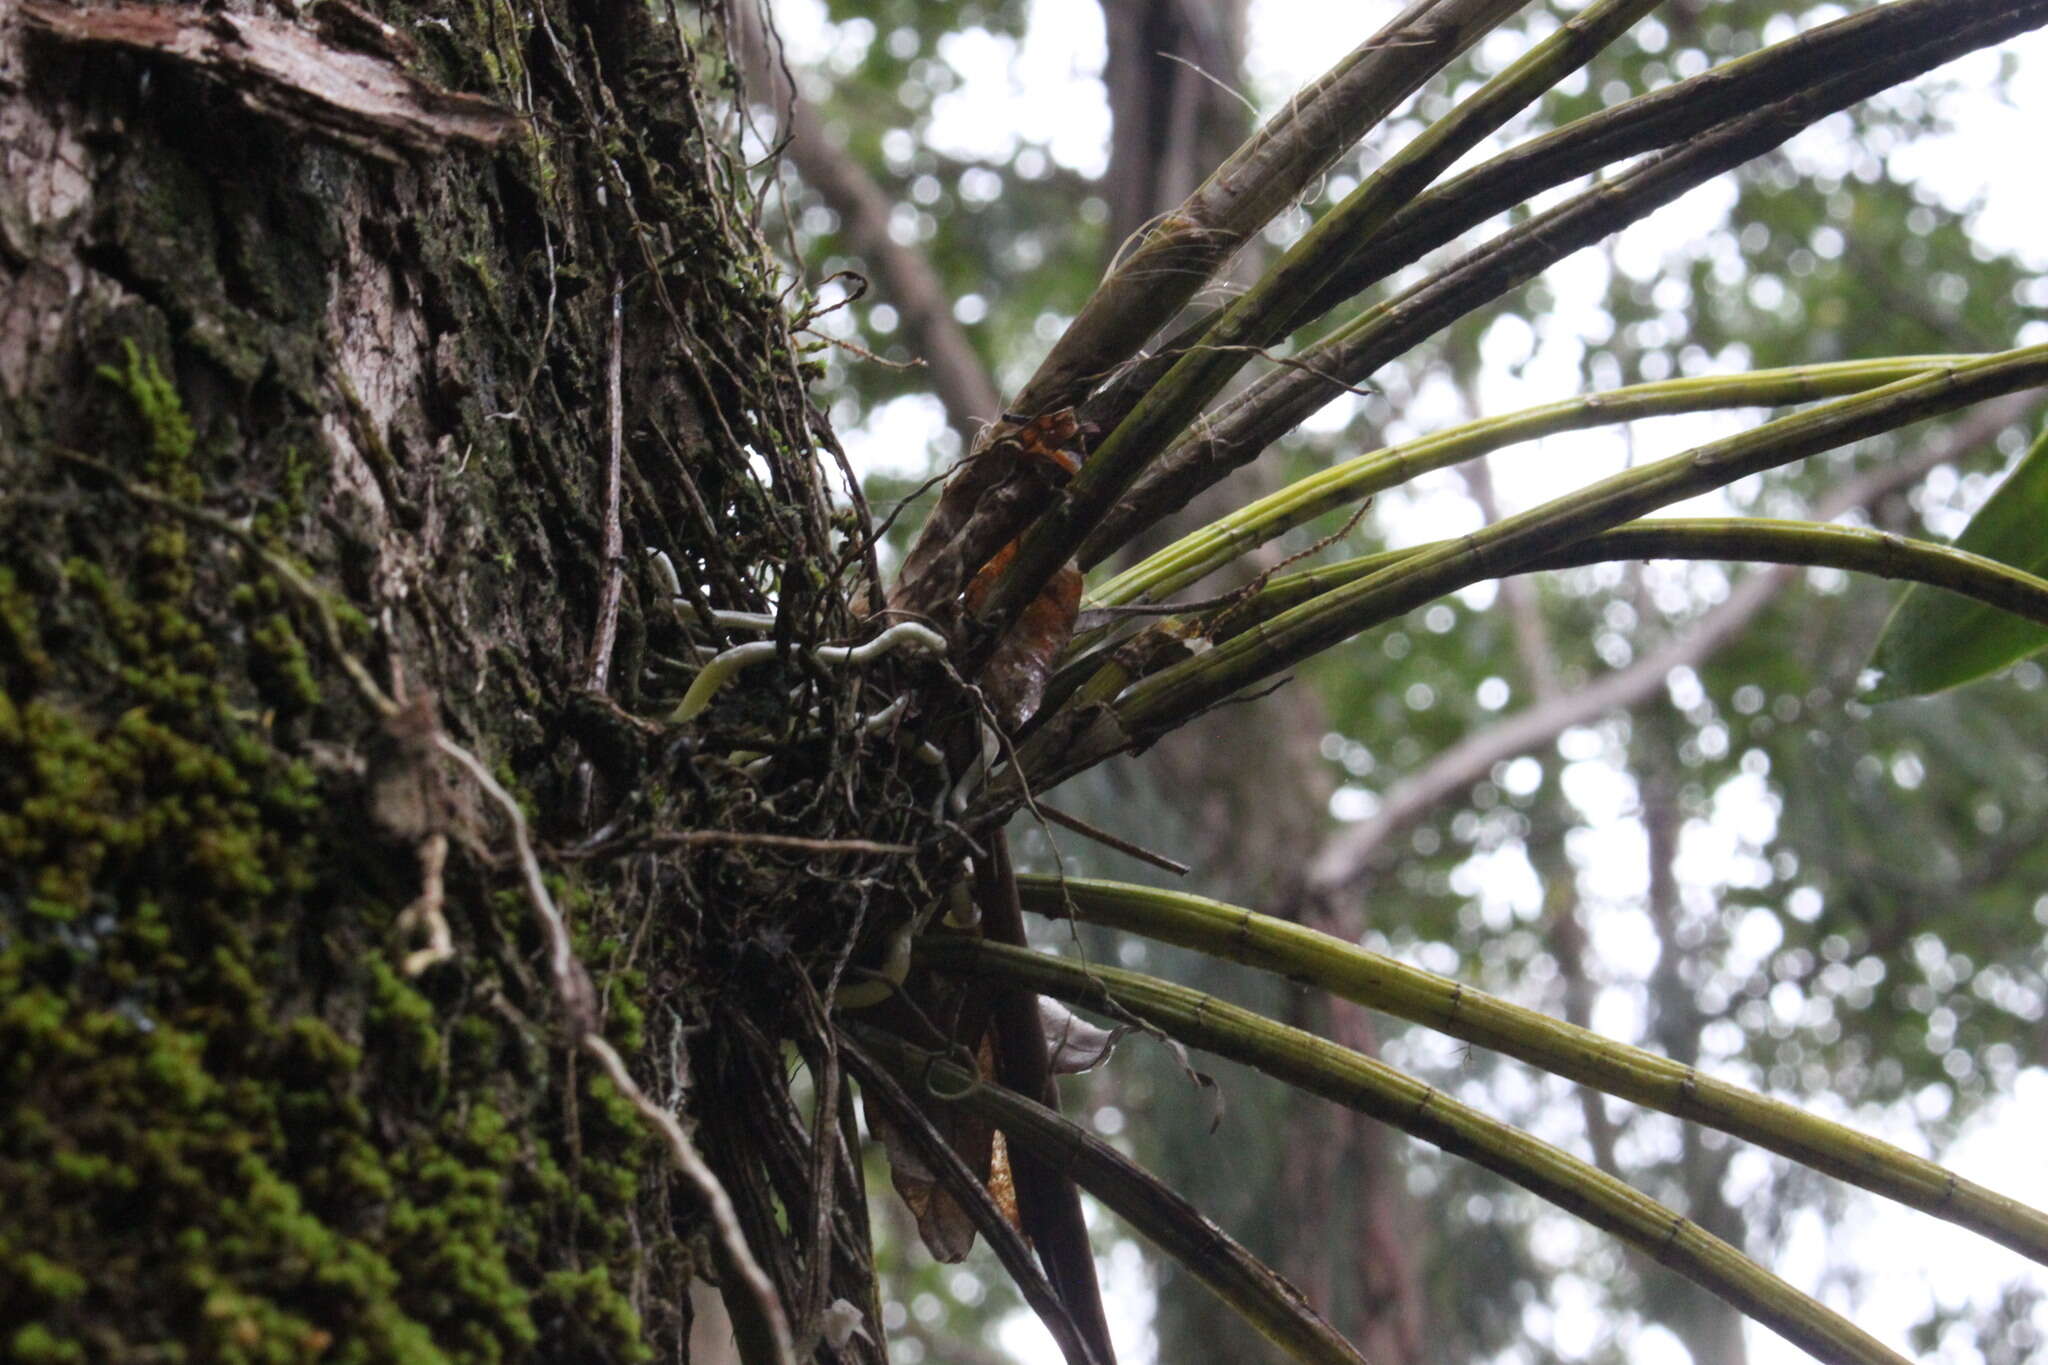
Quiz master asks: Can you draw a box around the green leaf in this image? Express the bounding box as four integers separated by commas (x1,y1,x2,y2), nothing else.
1868,417,2048,699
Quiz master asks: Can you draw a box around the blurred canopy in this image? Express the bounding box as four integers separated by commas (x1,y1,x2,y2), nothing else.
753,2,2048,1361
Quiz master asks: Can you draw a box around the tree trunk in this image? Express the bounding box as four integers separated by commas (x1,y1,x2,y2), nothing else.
1,4,897,1360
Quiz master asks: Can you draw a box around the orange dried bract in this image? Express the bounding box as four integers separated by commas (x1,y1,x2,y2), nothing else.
965,553,1082,730
996,408,1083,480
987,1128,1022,1231
962,541,1017,614
960,409,1087,728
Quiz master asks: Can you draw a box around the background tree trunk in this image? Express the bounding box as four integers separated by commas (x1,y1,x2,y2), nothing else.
1076,6,1434,1358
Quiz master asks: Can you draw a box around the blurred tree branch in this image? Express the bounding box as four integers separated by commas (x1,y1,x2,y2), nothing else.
1304,392,2041,898
736,6,1001,446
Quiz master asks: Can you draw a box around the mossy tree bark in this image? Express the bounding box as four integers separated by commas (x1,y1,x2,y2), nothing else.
1,4,912,1361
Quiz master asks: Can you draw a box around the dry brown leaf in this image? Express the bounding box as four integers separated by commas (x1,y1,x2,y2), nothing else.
864,1036,1001,1262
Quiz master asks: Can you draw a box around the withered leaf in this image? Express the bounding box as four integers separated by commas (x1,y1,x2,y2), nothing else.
863,1039,1000,1262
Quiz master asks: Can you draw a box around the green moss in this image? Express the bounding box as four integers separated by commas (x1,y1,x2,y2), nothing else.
10,1323,87,1364
458,251,499,293
606,969,649,1053
253,445,315,538
4,488,663,1362
0,11,803,1356
365,957,443,1080
0,568,53,692
330,599,373,644
539,1267,653,1363
96,338,198,495
247,612,322,714
10,1248,88,1302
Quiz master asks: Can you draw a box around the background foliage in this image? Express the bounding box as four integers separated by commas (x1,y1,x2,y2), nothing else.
755,2,2048,1361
